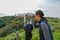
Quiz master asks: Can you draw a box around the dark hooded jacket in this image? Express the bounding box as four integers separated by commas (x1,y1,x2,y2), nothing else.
35,18,53,40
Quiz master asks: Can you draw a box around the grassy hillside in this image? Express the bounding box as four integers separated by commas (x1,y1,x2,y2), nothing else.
0,16,60,40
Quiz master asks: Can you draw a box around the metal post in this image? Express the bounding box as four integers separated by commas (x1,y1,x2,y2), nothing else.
24,14,27,26
16,32,20,40
30,18,32,24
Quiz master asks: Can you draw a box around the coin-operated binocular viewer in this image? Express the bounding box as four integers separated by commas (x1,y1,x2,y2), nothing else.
24,14,33,40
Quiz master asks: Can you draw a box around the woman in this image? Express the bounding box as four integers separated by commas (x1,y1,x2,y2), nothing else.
34,10,53,40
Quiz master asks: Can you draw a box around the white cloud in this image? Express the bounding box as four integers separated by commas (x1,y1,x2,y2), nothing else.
42,0,60,18
0,0,60,18
0,0,46,16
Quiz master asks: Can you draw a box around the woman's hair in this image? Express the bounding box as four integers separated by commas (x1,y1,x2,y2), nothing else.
35,10,44,18
35,10,48,21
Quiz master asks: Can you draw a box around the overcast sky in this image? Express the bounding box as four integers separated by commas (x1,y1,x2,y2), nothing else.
0,0,60,18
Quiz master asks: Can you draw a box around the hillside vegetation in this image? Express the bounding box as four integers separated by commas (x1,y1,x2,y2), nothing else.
0,16,60,40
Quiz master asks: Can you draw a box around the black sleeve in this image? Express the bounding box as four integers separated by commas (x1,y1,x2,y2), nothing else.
34,21,39,28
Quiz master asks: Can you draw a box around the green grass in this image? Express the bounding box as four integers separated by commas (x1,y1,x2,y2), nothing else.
0,28,60,40
0,16,60,40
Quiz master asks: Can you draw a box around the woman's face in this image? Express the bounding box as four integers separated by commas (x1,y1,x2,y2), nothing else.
34,14,39,21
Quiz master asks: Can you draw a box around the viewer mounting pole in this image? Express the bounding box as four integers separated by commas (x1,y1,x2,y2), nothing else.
24,14,27,26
